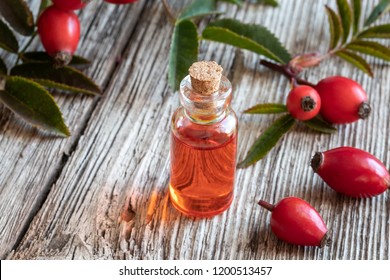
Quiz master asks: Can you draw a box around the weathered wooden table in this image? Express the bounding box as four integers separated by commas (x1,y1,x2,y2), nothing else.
1,0,389,260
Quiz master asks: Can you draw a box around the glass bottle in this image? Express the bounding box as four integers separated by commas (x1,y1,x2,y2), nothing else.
169,61,238,218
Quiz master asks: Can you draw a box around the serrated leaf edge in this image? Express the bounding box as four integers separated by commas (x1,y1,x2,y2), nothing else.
364,0,390,27
335,49,373,77
352,0,361,35
237,114,295,168
244,103,287,114
178,11,223,23
357,24,390,39
346,40,390,61
168,20,199,91
203,25,287,64
1,76,70,136
10,62,102,94
21,52,92,66
325,5,343,50
35,79,101,95
302,116,337,134
0,0,35,36
0,19,19,53
336,0,352,43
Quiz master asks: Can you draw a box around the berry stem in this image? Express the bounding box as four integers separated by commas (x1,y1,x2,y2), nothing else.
291,78,298,88
259,60,316,87
258,200,275,212
296,78,316,87
259,59,289,76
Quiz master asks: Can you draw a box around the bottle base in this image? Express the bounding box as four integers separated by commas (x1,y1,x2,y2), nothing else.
169,185,233,218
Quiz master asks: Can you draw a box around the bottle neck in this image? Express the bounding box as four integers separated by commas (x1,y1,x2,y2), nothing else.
179,75,232,124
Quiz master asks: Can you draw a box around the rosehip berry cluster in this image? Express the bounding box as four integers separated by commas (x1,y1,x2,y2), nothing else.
286,76,371,124
37,0,138,65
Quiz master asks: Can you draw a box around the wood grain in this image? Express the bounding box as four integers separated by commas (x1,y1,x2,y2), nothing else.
0,0,389,260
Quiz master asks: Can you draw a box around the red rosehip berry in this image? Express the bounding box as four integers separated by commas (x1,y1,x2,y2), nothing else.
286,85,321,121
104,0,138,4
315,76,371,124
258,197,330,247
311,147,390,198
52,0,88,10
38,6,80,65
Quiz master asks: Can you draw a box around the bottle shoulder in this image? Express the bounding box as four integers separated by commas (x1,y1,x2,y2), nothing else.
171,107,238,149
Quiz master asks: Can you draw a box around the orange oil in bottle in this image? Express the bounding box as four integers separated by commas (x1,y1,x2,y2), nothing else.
169,112,237,218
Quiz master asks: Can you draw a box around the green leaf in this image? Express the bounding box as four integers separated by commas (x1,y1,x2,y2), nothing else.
218,0,243,6
0,57,7,75
22,52,91,66
0,19,19,53
358,24,390,39
0,0,34,36
39,0,51,16
336,0,352,42
244,103,287,114
202,19,291,64
303,115,337,134
335,49,373,76
29,79,97,96
346,40,390,61
351,0,361,35
64,56,91,66
10,62,101,95
168,20,199,91
364,0,390,27
254,0,279,7
179,0,221,22
325,6,343,50
237,114,295,168
0,76,70,137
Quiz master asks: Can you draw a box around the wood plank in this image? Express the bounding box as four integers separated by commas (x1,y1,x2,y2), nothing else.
2,0,390,260
0,0,148,258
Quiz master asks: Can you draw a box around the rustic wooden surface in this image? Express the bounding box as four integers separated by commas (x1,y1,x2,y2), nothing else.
0,0,389,260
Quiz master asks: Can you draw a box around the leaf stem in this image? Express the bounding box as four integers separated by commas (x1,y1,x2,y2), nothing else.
328,30,362,57
259,60,316,87
161,0,176,24
16,32,38,65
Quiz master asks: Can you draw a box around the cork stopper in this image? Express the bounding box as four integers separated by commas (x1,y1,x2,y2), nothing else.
189,61,223,95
